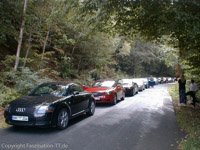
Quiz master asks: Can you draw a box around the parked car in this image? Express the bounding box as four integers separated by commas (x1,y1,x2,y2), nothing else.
4,82,95,129
141,78,150,88
163,77,168,83
167,77,173,83
118,79,138,96
148,77,157,87
158,77,164,84
131,78,145,91
82,79,125,105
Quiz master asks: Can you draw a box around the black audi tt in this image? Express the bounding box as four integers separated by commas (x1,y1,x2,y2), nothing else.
4,82,96,129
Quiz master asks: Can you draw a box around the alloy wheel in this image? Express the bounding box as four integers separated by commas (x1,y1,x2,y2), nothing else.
57,109,69,129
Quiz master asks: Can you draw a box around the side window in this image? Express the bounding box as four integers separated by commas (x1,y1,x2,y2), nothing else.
116,80,122,85
75,85,84,92
70,85,76,94
70,84,84,94
34,86,54,94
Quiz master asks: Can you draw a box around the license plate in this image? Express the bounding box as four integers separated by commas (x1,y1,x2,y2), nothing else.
12,115,29,121
94,97,100,101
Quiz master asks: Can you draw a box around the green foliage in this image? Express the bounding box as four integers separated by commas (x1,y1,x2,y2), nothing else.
0,0,185,96
1,68,51,95
0,84,21,108
116,39,175,77
0,66,52,107
72,75,95,87
82,0,200,78
15,68,51,95
60,56,77,78
0,0,22,45
1,55,16,71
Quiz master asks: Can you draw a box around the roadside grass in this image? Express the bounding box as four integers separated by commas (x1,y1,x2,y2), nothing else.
168,84,200,150
0,108,9,129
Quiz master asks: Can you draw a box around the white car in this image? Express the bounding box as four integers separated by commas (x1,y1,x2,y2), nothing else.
131,78,145,91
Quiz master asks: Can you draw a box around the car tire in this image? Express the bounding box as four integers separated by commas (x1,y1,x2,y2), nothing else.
57,108,69,130
121,92,125,100
112,95,117,105
130,89,134,96
86,100,95,116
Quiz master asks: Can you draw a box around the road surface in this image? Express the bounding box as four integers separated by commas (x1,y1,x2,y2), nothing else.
0,83,185,150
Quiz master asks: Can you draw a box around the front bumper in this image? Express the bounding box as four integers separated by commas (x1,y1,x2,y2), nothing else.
94,95,114,103
124,88,133,95
4,111,53,127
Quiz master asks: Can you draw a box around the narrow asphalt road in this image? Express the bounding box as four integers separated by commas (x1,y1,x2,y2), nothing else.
0,83,185,150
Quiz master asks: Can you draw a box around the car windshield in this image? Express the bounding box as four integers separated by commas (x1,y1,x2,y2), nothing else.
132,79,142,85
30,84,69,97
122,82,132,86
122,79,130,82
92,81,115,88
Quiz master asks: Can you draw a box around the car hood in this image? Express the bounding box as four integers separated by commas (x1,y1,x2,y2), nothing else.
84,87,112,93
122,85,132,88
9,96,62,107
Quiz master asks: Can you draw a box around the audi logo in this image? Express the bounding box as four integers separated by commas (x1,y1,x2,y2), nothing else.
16,108,26,112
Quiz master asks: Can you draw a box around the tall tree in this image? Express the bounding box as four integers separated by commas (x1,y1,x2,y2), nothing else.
82,0,200,77
14,0,28,71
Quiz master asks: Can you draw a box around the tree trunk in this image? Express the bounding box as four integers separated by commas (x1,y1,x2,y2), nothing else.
77,57,82,72
39,0,56,68
14,0,28,71
22,31,33,70
175,64,182,78
39,26,51,68
71,38,80,56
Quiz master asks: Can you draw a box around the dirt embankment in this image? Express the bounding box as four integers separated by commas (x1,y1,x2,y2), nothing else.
0,108,4,121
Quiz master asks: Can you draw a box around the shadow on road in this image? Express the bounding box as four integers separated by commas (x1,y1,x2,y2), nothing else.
95,103,113,108
95,100,124,108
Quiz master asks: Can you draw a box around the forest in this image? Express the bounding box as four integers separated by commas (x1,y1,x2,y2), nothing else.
0,0,199,107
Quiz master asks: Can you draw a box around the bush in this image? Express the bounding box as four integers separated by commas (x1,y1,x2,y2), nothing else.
1,55,16,71
0,67,52,107
60,56,78,78
0,84,21,107
0,67,51,96
15,68,51,95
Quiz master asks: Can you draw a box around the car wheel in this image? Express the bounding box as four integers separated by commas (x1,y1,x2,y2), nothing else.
57,108,69,130
86,100,95,116
112,95,117,105
130,89,134,96
121,91,125,100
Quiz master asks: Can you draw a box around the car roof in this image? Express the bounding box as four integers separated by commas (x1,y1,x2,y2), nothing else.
39,82,77,86
95,79,115,82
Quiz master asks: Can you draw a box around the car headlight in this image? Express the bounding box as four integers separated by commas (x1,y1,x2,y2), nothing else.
37,106,49,114
5,104,10,111
105,91,112,95
34,105,53,117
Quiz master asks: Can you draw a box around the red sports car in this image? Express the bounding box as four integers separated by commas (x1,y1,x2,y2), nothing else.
82,79,125,105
